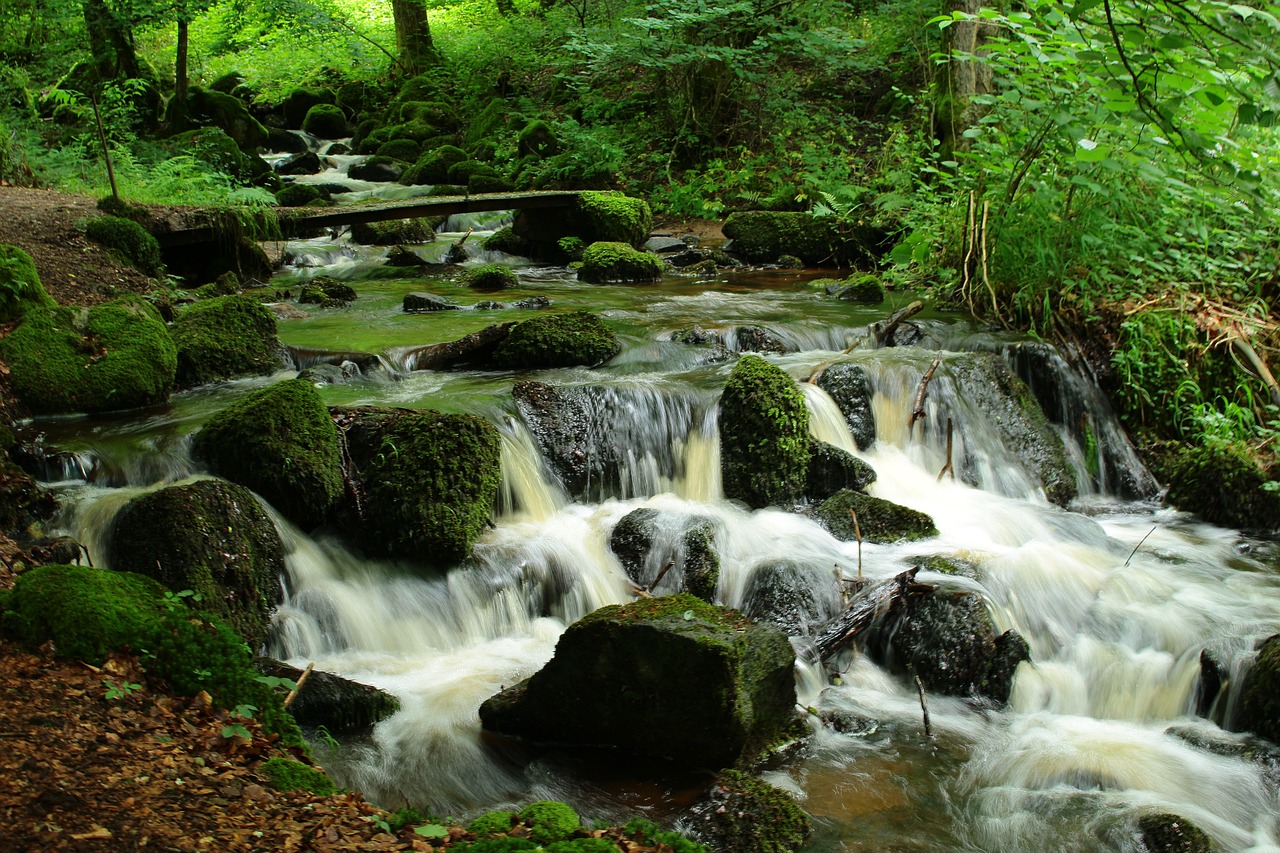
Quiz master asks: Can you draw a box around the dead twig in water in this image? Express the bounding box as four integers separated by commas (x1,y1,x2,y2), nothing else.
1124,526,1159,567
282,662,315,710
648,559,677,593
849,509,863,579
937,417,955,482
915,674,932,739
909,357,942,430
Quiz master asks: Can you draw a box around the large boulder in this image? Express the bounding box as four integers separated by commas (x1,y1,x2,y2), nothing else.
480,594,798,769
688,770,811,853
805,439,876,501
491,311,620,369
256,658,400,733
191,379,343,530
741,559,843,638
106,479,286,648
185,87,268,152
0,301,176,414
719,355,810,508
813,489,937,544
609,507,721,601
331,407,501,565
721,211,882,267
1150,443,1280,531
350,218,435,245
815,363,876,451
171,294,285,388
578,242,663,283
0,244,56,323
513,381,594,495
1236,634,1280,744
512,191,652,260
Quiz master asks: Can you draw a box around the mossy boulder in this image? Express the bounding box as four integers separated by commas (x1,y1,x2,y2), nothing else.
806,439,876,501
106,479,286,647
1137,813,1214,853
0,244,56,322
282,88,333,129
814,363,876,451
831,272,886,303
518,801,580,845
165,126,271,184
84,215,164,276
298,278,357,307
404,145,468,185
813,489,937,543
350,217,435,245
718,355,810,509
300,103,350,137
609,507,721,600
376,138,421,162
191,379,343,530
276,183,323,207
0,301,176,414
578,242,663,283
741,560,842,638
1236,634,1280,744
0,461,57,533
331,407,501,565
483,227,529,257
721,211,880,267
262,757,336,796
471,173,516,193
512,192,652,260
464,264,519,291
1150,443,1280,531
349,155,406,182
517,120,558,158
185,87,268,152
170,294,284,388
468,811,518,837
688,770,810,853
491,311,620,369
256,658,400,733
480,594,798,769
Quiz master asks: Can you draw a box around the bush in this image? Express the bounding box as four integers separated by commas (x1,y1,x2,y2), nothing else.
84,215,163,276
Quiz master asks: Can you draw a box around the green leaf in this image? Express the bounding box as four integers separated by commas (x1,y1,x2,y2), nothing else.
415,825,449,839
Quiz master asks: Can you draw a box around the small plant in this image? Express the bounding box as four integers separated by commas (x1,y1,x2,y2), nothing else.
220,703,257,740
103,679,142,700
161,588,202,612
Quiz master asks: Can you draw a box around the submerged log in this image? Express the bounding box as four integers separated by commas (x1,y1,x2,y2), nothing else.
403,322,514,370
871,300,924,346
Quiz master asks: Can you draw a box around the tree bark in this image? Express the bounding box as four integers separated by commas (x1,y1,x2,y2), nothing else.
392,0,434,76
937,0,995,154
82,0,141,83
170,18,191,131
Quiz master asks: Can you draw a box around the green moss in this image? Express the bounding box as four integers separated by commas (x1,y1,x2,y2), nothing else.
466,97,510,147
165,127,267,183
518,801,580,844
814,489,938,543
517,120,558,157
448,159,497,184
718,355,810,508
192,379,343,530
621,818,709,853
262,757,337,796
452,839,540,853
1150,443,1280,531
491,311,621,369
298,278,357,307
335,408,502,565
84,215,163,276
776,255,803,269
276,183,322,207
546,840,620,853
483,228,529,256
467,811,517,836
185,88,268,151
464,264,519,291
1237,634,1280,744
578,192,652,247
691,770,810,853
170,294,281,387
470,174,516,193
0,244,56,323
302,103,349,138
722,211,877,266
682,523,720,603
579,242,663,284
377,137,422,161
406,145,469,184
557,237,585,262
107,479,285,647
833,273,885,303
0,301,176,414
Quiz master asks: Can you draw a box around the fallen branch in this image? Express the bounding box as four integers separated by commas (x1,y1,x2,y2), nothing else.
937,417,954,481
815,568,922,663
1124,525,1158,567
648,559,677,593
914,674,932,739
403,322,514,371
849,509,863,579
282,662,315,710
872,300,924,346
909,357,942,429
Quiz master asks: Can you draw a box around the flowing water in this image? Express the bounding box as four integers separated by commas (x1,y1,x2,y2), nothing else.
29,155,1280,851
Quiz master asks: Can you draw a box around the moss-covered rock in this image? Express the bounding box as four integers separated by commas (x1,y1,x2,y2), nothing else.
578,242,663,284
185,87,268,152
831,272,886,303
350,217,435,245
0,301,176,414
331,407,501,565
518,801,580,845
1137,813,1214,853
195,271,240,300
491,311,620,369
376,137,421,162
609,507,721,600
4,563,301,744
718,355,810,509
741,559,842,638
1150,443,1280,531
348,155,406,182
814,363,876,451
276,182,323,207
464,264,519,291
170,294,283,388
688,770,810,853
480,594,797,769
256,658,400,733
301,103,348,138
483,227,529,256
262,757,337,796
805,439,876,501
1237,634,1280,744
191,379,343,530
468,811,518,837
447,159,497,184
0,244,57,323
470,173,516,193
298,278,357,307
517,120,558,158
164,126,271,184
84,215,163,276
107,479,285,647
0,461,57,533
722,211,880,267
813,489,937,543
512,192,652,260
404,144,469,185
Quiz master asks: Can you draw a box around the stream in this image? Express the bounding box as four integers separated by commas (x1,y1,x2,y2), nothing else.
28,145,1280,852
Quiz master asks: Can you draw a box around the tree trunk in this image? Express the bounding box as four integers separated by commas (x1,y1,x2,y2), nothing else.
82,0,141,83
392,0,434,76
937,0,995,154
170,18,191,131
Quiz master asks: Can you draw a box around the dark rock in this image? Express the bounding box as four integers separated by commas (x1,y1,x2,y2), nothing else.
107,479,285,647
609,508,722,600
666,248,718,268
256,658,399,733
831,273,886,304
814,490,937,544
480,595,798,769
403,292,459,312
688,770,810,853
732,326,790,354
719,354,810,509
815,364,876,451
645,236,689,254
512,296,552,310
741,559,842,637
987,630,1031,704
721,211,884,267
350,218,435,245
514,381,593,495
298,279,356,308
805,439,876,501
672,326,725,347
1137,813,1214,853
386,245,424,267
1197,649,1227,721
275,151,322,175
1236,634,1280,744
1148,443,1280,532
348,156,406,182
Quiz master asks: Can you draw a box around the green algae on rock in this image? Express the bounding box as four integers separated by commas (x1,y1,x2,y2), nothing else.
718,355,810,509
814,489,938,544
578,241,663,283
491,311,620,369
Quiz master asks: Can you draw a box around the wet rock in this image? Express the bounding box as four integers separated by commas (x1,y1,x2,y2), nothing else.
255,658,400,733
386,245,425,267
491,311,620,369
831,273,886,304
298,278,356,307
814,489,937,544
667,247,719,268
645,236,689,254
721,210,882,266
297,362,362,384
1197,649,1227,721
107,479,285,647
719,355,811,509
329,406,501,566
463,263,518,291
987,629,1031,704
350,217,435,245
191,378,343,530
912,554,980,580
514,381,595,496
347,156,406,182
1137,813,1214,853
579,241,663,284
512,191,652,260
403,292,459,312
688,770,810,853
1148,443,1280,532
741,559,843,637
672,326,725,346
512,296,552,310
480,594,798,770
275,151,321,175
1236,634,1280,744
171,294,286,388
805,439,876,501
1166,724,1280,788
609,508,721,600
732,326,790,354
